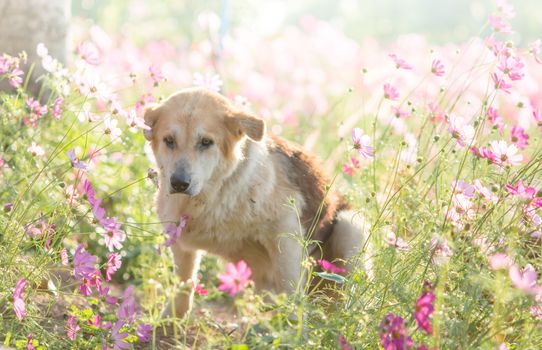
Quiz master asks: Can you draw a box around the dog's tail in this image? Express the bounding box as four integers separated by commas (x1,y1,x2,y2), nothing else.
325,210,373,278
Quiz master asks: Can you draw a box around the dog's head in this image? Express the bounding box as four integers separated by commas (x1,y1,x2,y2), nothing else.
143,87,265,196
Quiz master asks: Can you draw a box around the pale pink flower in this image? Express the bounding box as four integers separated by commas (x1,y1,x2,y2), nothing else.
383,83,399,101
66,316,80,341
487,107,505,131
473,179,498,204
510,126,529,149
498,55,524,81
78,41,100,65
533,108,542,126
497,0,516,18
389,53,412,70
103,118,122,142
149,64,166,86
318,259,347,274
447,116,475,147
351,128,374,158
529,40,542,64
430,235,453,265
193,72,223,92
431,59,445,76
488,15,512,33
101,218,126,251
489,253,512,270
491,73,512,93
392,106,410,119
218,260,252,296
52,97,64,119
127,109,150,131
60,248,69,266
383,230,410,251
509,263,538,294
13,277,28,321
164,215,188,247
27,142,45,157
489,140,523,166
106,253,122,281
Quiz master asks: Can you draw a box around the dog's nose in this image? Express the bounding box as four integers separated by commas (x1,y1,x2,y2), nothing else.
170,174,190,193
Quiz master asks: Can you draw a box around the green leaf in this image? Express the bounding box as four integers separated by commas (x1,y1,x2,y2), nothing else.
315,272,347,284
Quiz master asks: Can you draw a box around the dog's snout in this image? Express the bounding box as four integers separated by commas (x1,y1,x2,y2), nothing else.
170,173,191,193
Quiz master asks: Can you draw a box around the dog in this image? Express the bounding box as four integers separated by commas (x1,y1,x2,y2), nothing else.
143,87,370,317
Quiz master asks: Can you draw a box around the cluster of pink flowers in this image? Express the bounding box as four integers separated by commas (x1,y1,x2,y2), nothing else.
0,52,25,88
445,179,498,230
505,180,542,237
24,98,48,127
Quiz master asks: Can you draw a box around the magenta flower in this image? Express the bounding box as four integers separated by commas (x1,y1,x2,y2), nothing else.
13,277,28,321
379,313,413,350
471,146,496,163
218,260,252,296
383,83,400,101
491,73,512,94
414,283,435,334
318,259,347,274
66,316,80,341
26,334,35,350
431,59,445,76
510,126,529,150
351,128,374,158
164,215,188,247
137,323,152,343
389,54,412,70
117,286,137,324
106,253,122,281
194,283,208,296
73,244,98,280
8,68,23,88
488,15,512,33
489,140,523,166
509,264,539,295
111,320,130,349
489,253,512,270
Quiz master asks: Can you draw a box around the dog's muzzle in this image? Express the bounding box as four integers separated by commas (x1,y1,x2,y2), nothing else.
170,173,191,194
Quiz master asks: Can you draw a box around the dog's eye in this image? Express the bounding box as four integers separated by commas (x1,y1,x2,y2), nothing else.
200,138,214,148
163,136,175,149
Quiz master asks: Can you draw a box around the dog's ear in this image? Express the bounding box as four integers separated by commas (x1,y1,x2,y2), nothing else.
228,111,266,141
143,104,161,141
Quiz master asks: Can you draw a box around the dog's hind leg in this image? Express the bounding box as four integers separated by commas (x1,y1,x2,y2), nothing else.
325,210,372,277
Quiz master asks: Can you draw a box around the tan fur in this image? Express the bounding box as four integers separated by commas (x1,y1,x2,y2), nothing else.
144,87,370,317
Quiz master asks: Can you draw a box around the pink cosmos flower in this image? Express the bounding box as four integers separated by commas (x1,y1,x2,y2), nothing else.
447,116,475,147
164,215,188,247
529,40,542,64
431,59,445,76
8,68,23,88
473,179,498,204
25,98,48,127
415,282,435,334
78,41,100,65
117,286,137,324
149,64,166,86
488,15,512,33
193,72,223,92
510,126,529,150
379,313,413,350
127,109,150,131
491,73,512,94
509,264,538,295
383,83,399,101
52,97,64,120
351,128,374,158
471,146,496,163
103,118,122,142
489,140,523,166
218,260,252,296
318,259,347,274
111,320,130,349
137,323,152,343
384,231,410,251
66,316,80,341
73,244,97,280
26,334,35,350
102,218,126,251
498,55,524,81
342,157,361,176
27,142,45,157
392,106,410,119
13,277,28,321
489,253,512,270
497,0,515,18
389,54,412,70
487,107,505,131
106,253,122,281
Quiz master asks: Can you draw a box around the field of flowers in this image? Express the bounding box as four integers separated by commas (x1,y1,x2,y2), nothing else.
1,0,542,349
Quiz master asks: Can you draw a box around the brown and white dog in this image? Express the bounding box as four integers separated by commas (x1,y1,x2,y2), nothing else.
143,87,370,317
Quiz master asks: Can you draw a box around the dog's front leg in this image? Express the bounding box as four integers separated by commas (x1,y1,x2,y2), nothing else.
275,234,306,294
164,245,201,318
